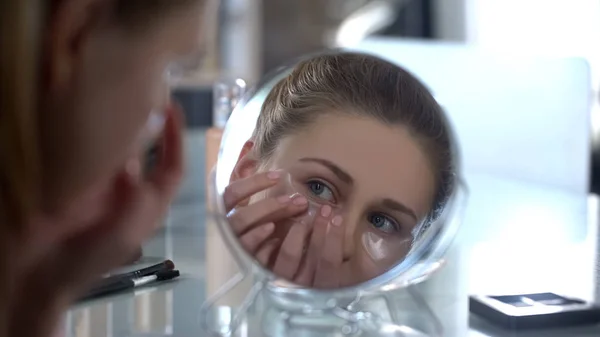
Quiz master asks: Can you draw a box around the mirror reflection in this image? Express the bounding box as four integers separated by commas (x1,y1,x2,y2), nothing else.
221,51,456,289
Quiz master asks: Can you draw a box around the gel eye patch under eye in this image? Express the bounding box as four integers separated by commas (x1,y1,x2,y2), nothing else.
361,231,412,265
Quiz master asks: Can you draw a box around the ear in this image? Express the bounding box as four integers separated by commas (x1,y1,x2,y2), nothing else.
230,141,259,183
45,0,109,92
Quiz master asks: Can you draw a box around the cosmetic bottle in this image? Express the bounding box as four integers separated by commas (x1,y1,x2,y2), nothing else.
205,78,249,307
205,78,247,204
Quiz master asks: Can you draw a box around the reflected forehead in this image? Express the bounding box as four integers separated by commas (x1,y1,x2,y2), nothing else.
282,115,421,158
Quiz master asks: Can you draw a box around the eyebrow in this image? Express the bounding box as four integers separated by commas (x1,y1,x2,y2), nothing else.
299,157,418,221
382,198,418,221
298,157,354,185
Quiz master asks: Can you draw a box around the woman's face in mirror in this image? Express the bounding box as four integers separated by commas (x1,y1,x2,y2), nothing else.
237,114,436,287
224,52,452,289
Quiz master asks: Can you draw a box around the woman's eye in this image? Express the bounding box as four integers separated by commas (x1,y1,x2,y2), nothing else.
306,180,335,202
368,213,400,235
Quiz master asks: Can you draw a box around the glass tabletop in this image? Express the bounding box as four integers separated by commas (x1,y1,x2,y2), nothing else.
61,130,600,337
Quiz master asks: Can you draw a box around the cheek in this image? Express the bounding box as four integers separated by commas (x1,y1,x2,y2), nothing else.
78,51,169,154
42,46,170,202
351,242,408,283
101,62,168,143
346,253,384,285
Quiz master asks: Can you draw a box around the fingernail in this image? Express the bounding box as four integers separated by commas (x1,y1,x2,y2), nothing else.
268,170,283,180
331,215,343,227
320,205,332,217
146,110,167,136
264,223,275,233
125,158,142,182
277,195,292,204
293,195,308,206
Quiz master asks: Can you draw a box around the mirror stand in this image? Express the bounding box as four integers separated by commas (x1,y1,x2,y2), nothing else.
200,271,443,337
200,268,266,336
379,287,444,337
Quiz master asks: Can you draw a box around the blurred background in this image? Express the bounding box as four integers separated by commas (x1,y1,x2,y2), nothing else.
179,0,600,191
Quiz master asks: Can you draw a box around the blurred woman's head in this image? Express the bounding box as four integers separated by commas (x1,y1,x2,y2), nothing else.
233,52,455,286
0,0,207,224
0,2,212,330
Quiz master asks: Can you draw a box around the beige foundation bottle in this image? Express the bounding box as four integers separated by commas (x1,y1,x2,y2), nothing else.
205,78,248,302
205,78,247,202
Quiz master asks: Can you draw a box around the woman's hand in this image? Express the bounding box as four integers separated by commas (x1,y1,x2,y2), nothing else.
290,206,344,289
258,205,345,289
223,171,309,261
263,204,344,289
5,106,184,337
223,172,346,288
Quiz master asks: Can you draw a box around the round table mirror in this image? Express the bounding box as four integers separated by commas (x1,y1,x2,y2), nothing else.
203,50,467,336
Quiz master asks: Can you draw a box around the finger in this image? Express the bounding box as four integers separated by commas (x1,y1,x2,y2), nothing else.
255,239,279,268
223,170,284,212
272,224,308,281
227,194,308,234
239,222,275,254
294,205,332,286
127,105,185,237
125,246,144,265
146,103,185,200
314,216,344,289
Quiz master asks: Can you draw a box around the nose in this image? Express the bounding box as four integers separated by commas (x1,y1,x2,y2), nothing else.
342,209,361,262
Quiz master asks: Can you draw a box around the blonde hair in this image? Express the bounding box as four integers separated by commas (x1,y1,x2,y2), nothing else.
0,0,201,226
253,52,455,224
